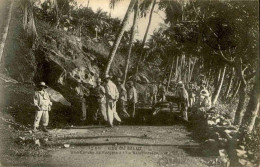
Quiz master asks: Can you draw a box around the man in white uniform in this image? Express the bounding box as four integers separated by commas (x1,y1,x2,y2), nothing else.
33,82,52,132
104,75,121,127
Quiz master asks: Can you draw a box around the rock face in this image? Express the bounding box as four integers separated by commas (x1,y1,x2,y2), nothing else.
32,30,105,122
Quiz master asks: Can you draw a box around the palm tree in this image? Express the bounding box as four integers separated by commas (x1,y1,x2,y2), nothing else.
105,0,137,75
135,0,156,76
123,0,139,84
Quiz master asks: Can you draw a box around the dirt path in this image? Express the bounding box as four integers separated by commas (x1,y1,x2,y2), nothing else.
44,125,210,167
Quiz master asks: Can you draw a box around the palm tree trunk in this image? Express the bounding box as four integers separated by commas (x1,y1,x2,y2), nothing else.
180,55,183,81
233,80,247,126
135,0,156,75
105,0,137,75
212,66,226,105
225,67,234,99
166,56,175,91
239,66,259,134
231,80,241,100
189,57,196,82
187,56,191,82
123,0,139,84
234,61,248,126
0,0,14,62
175,56,179,80
217,68,222,84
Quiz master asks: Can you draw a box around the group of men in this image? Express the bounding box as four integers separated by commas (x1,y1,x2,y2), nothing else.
78,75,138,127
175,81,212,121
33,75,138,132
32,76,211,132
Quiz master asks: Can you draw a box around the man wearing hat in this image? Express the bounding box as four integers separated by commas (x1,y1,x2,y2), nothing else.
117,78,130,118
33,82,52,132
199,84,210,106
200,90,212,108
94,78,107,123
104,74,121,127
176,81,189,121
127,81,137,118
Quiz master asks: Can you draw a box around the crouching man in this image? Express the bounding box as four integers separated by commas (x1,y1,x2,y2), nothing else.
33,82,52,132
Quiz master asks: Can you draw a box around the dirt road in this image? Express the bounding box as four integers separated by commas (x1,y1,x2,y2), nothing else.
45,125,211,167
0,111,218,167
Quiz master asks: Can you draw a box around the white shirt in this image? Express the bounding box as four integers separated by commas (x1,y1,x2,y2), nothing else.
105,80,119,102
34,90,52,111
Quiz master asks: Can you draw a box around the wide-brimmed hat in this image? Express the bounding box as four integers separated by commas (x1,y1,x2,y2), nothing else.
38,82,48,88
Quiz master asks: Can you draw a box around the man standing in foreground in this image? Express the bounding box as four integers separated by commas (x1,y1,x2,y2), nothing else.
33,82,52,132
127,81,137,118
104,75,121,127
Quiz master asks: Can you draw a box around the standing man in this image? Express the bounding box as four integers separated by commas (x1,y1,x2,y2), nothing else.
176,81,189,121
157,82,166,102
127,81,137,118
94,78,107,123
199,83,210,106
33,82,52,132
150,82,158,105
187,82,196,107
76,82,88,122
104,75,121,127
117,78,130,118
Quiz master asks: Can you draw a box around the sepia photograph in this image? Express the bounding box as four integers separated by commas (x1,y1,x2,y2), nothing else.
0,0,259,166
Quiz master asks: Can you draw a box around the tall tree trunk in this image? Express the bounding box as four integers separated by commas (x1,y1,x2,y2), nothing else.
0,0,14,62
135,0,156,75
233,80,247,125
187,56,191,82
105,0,137,75
225,67,234,99
175,56,179,80
239,66,259,134
234,61,248,126
231,80,241,100
217,68,222,84
189,57,196,82
123,0,139,84
180,54,183,81
212,66,226,105
166,56,175,91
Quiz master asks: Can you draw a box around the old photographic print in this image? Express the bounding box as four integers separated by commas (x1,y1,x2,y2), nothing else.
0,0,259,166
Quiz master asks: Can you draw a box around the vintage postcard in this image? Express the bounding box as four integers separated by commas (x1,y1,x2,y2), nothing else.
0,0,259,166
